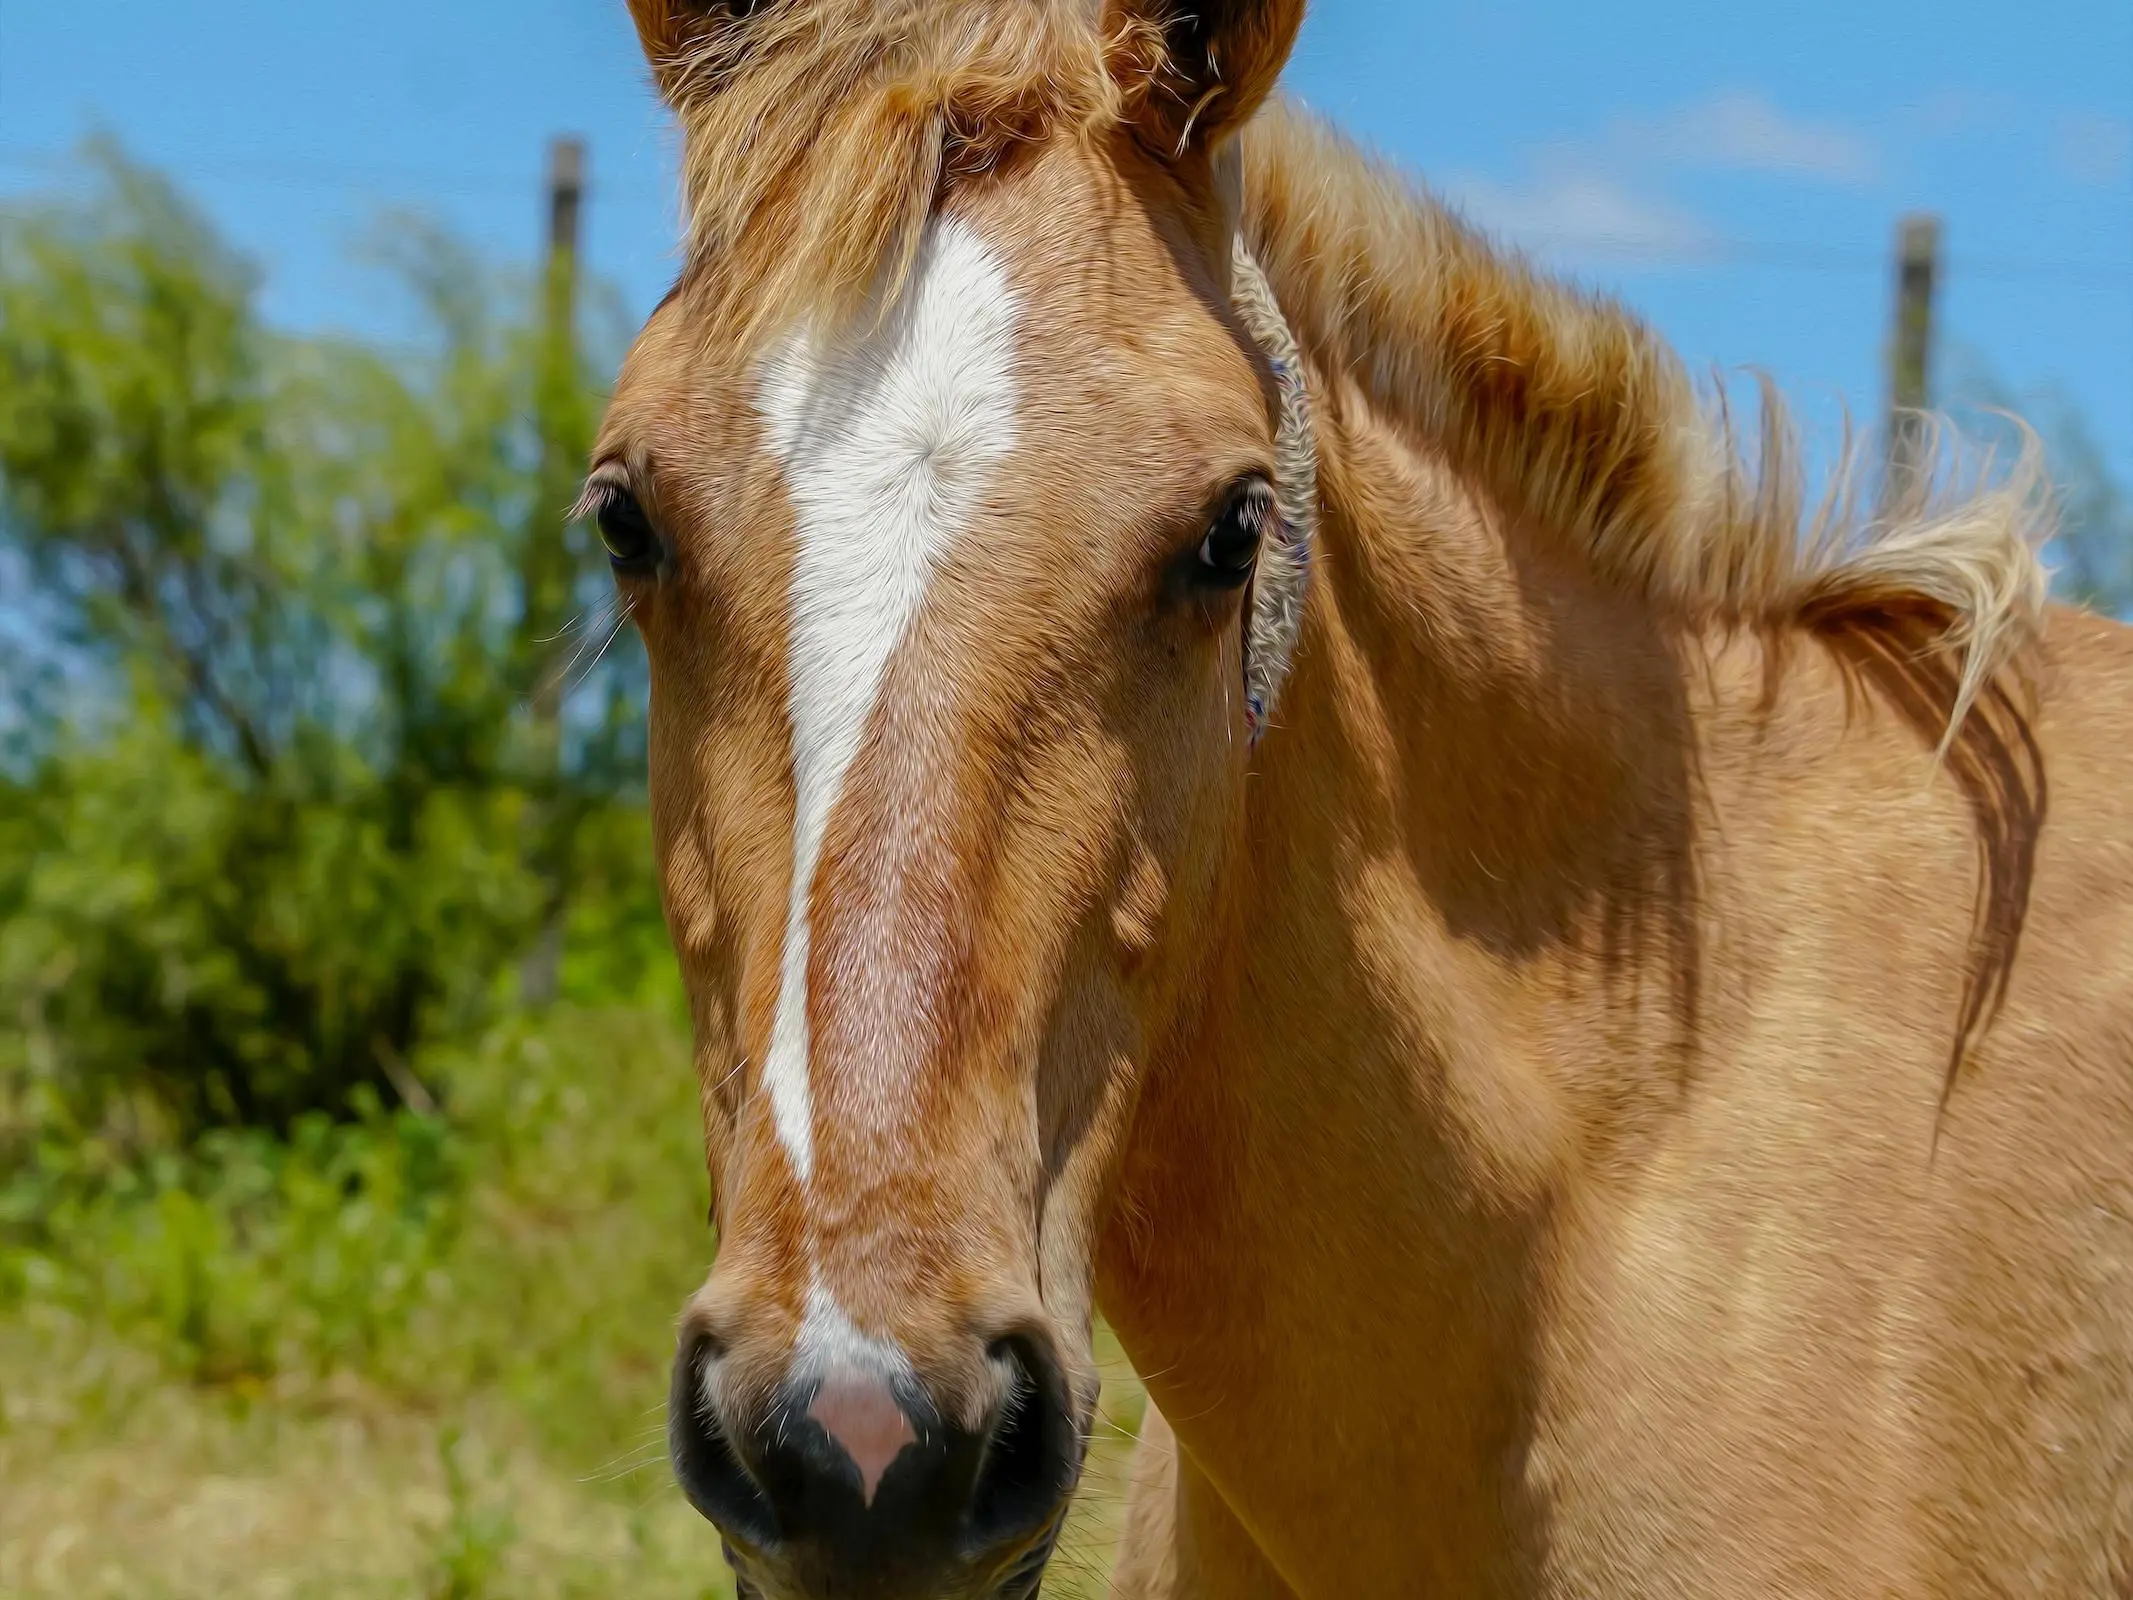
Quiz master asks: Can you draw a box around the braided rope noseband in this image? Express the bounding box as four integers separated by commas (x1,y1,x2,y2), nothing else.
1227,236,1319,743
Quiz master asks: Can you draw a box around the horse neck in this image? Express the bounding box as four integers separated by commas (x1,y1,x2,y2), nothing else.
1100,373,1709,1524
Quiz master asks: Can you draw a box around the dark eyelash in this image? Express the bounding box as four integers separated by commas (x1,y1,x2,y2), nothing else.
572,479,624,524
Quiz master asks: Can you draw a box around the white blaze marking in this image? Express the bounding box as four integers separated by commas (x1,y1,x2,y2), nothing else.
792,1283,918,1384
699,1285,912,1411
698,1285,915,1434
753,217,1020,1185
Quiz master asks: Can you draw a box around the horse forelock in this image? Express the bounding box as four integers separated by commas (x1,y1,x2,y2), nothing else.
653,0,1171,358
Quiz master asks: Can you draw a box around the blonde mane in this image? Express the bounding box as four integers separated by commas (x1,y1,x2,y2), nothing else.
1235,101,2050,729
648,2,2049,728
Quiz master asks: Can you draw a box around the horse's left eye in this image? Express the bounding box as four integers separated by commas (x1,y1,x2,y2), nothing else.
592,486,662,574
1193,482,1271,590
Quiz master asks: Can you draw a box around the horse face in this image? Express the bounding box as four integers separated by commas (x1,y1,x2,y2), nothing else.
598,3,1304,1593
598,138,1272,1590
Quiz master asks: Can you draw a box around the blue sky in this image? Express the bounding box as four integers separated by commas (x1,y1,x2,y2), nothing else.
2,0,2129,488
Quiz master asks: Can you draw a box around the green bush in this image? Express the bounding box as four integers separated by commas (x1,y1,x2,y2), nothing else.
1,1089,464,1384
0,1003,702,1399
0,709,544,1142
0,142,655,1146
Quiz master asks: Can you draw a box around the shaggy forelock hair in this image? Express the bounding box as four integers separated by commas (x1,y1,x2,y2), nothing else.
638,0,1172,353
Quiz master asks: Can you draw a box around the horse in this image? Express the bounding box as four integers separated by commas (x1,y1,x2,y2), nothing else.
591,2,2133,1594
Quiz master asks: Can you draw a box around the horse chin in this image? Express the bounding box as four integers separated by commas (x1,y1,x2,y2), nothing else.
710,1448,1074,1600
995,1519,1064,1598
722,1526,1061,1600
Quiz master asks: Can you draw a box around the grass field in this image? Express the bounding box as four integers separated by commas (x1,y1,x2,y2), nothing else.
0,1006,1144,1599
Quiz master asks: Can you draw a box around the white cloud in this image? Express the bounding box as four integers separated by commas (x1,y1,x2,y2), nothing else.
2057,114,2132,186
1446,157,1716,261
1903,87,2005,141
1445,91,1881,266
1618,91,1880,184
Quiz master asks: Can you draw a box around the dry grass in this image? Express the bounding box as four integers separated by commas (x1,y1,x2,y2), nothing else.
0,1317,1143,1599
0,1005,1145,1600
0,1317,727,1599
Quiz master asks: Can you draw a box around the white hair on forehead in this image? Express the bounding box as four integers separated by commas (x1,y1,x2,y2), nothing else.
753,215,1021,1186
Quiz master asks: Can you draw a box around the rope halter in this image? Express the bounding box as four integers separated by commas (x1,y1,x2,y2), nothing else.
1227,235,1319,744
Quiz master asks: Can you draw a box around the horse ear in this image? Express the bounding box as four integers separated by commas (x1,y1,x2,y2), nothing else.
1115,0,1307,154
625,0,757,103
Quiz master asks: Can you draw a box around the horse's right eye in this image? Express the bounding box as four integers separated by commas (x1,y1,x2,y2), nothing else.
592,486,663,576
1191,480,1272,591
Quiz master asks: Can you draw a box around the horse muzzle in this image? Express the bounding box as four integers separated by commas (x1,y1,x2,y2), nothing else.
670,1320,1084,1599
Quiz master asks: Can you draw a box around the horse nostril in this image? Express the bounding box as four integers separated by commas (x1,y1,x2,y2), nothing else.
669,1333,779,1549
968,1333,1081,1549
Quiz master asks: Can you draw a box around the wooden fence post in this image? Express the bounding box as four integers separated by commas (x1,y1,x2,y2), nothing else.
1885,212,1942,507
